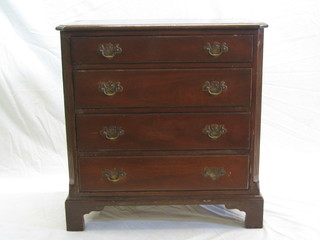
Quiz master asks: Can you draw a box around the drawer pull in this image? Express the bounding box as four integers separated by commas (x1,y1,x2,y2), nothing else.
202,81,227,96
202,124,227,140
100,126,125,140
98,43,122,59
203,167,226,181
104,168,126,182
204,42,228,57
98,81,123,96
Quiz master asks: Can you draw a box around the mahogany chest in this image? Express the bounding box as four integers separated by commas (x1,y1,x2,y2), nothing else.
56,21,267,231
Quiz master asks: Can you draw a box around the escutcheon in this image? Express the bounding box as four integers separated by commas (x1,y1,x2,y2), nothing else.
204,42,228,57
202,124,227,140
104,168,126,182
98,81,123,96
98,43,122,59
203,167,226,181
202,80,228,96
100,126,125,140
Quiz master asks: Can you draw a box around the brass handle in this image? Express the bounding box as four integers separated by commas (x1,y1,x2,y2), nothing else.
100,126,125,140
204,42,228,57
104,168,126,182
202,124,227,140
203,81,227,96
98,43,122,59
203,167,226,181
98,81,123,96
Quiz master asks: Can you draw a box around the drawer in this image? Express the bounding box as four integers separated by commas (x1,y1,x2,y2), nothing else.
71,35,253,64
77,113,250,151
75,69,252,108
79,155,249,191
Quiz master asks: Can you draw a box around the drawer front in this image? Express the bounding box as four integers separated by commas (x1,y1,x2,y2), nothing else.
75,69,252,108
79,155,249,191
80,156,249,191
77,113,250,151
72,35,253,64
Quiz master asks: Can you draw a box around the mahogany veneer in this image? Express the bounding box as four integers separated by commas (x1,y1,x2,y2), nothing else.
57,21,267,231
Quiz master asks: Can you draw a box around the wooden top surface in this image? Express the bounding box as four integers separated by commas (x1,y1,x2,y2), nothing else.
56,19,268,31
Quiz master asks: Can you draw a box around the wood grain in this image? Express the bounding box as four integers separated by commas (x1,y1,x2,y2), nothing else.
72,35,253,64
76,113,250,151
74,68,252,108
79,155,249,191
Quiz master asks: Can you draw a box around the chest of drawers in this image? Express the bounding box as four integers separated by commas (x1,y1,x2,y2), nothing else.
56,21,267,231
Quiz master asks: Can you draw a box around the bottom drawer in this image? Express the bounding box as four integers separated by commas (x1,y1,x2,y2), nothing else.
79,156,249,192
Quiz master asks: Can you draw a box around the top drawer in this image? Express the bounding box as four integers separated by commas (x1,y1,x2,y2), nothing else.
71,35,253,64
